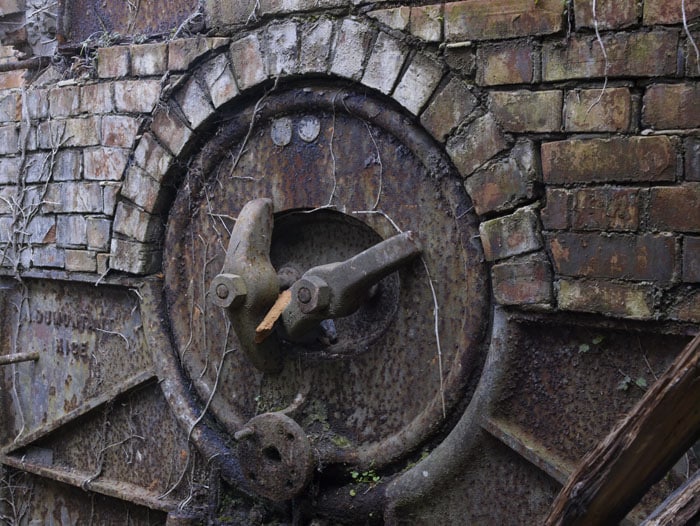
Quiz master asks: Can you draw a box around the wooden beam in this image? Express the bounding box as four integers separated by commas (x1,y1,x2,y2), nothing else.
545,332,700,525
641,470,700,526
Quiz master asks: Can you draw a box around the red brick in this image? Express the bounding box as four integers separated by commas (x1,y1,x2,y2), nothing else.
0,70,26,89
571,188,640,231
670,290,700,322
476,42,535,86
574,0,640,30
684,236,700,282
479,205,543,261
643,83,700,129
643,0,700,25
49,85,80,118
547,233,677,281
410,5,442,42
489,90,562,133
114,80,161,113
446,114,508,177
541,188,570,230
420,77,477,142
564,87,632,132
492,253,553,305
0,91,20,122
541,137,677,184
649,184,700,233
543,31,679,82
558,278,654,319
444,0,564,41
80,82,114,114
97,46,130,79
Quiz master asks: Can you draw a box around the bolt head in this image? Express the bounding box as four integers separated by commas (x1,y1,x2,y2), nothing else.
210,273,247,308
294,276,330,314
297,286,312,304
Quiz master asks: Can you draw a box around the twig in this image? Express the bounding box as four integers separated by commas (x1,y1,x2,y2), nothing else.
683,0,700,75
586,0,609,114
364,122,383,211
327,93,339,207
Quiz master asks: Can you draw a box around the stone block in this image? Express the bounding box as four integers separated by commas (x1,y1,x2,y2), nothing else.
447,114,508,177
541,188,571,230
121,165,166,213
548,232,677,281
684,236,700,282
543,31,679,81
0,216,11,243
643,83,700,130
57,214,87,247
24,152,50,183
26,88,49,119
49,85,80,118
410,5,442,42
0,186,15,214
203,53,239,108
43,182,103,214
175,77,215,129
102,115,141,148
114,80,161,113
393,52,443,115
686,137,700,182
492,252,553,306
168,37,229,71
331,19,374,81
130,43,168,76
361,32,407,95
0,124,19,154
0,70,26,90
87,216,111,251
97,47,130,78
0,156,21,184
0,91,20,122
649,184,700,233
670,290,700,323
571,187,639,232
31,246,65,268
368,7,410,31
113,201,163,242
477,42,535,86
151,108,193,156
80,83,114,114
109,237,162,275
25,215,55,244
489,90,562,133
558,278,654,320
59,117,101,147
444,0,564,41
65,249,97,272
479,205,543,261
53,150,81,181
133,132,174,180
421,77,477,142
83,147,129,181
230,33,267,91
97,252,110,275
541,136,677,184
574,0,640,30
643,0,700,25
103,182,120,215
564,87,632,132
203,0,257,26
265,22,298,76
300,18,333,74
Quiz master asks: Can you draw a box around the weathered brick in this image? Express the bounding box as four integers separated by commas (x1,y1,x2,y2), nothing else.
168,37,229,71
230,34,267,91
393,52,443,115
56,214,87,247
113,201,163,243
0,156,21,184
202,0,257,25
444,45,476,77
492,252,553,306
410,5,442,42
361,32,407,95
97,253,110,275
0,91,20,122
203,53,239,108
447,114,508,177
25,215,55,244
421,77,477,142
24,152,50,183
121,165,166,213
564,87,632,132
258,0,345,14
0,216,11,243
684,237,700,282
643,0,700,25
97,47,130,78
102,115,141,148
686,137,700,182
670,290,700,323
87,217,111,251
0,70,26,89
26,88,49,120
80,83,114,114
571,188,640,231
558,278,654,320
109,237,161,275
0,124,19,154
541,137,677,184
331,19,374,81
151,108,193,156
548,233,677,281
300,18,333,74
265,22,298,76
476,42,535,86
649,184,700,233
574,0,640,30
479,205,543,261
643,83,700,129
53,150,81,181
543,31,679,82
444,0,564,41
368,7,410,31
65,249,97,272
103,182,120,215
0,186,16,213
43,182,103,213
49,85,80,118
130,43,168,76
114,80,160,113
133,132,174,180
489,90,562,133
175,78,214,130
83,147,129,181
686,32,700,77
59,117,101,147
31,246,65,268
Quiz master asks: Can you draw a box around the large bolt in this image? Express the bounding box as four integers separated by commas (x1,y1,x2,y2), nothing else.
209,273,247,308
293,275,330,314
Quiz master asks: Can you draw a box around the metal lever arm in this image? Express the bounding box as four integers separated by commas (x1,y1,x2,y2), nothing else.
209,198,283,373
281,231,422,340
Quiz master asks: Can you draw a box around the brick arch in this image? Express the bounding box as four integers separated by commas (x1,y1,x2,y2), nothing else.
110,16,552,308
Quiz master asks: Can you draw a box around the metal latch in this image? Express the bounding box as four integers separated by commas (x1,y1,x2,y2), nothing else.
208,198,422,374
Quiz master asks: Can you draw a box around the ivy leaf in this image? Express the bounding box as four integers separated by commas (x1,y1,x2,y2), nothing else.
617,376,632,391
349,489,357,497
579,343,590,353
592,335,604,345
635,377,648,389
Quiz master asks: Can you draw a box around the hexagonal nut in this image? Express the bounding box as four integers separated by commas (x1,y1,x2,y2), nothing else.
209,273,247,308
295,275,330,314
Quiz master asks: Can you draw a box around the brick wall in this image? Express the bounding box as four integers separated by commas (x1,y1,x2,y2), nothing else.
0,0,698,325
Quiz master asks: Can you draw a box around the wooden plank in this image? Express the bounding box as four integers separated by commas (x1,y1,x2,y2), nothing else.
641,470,700,526
545,332,700,525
